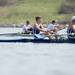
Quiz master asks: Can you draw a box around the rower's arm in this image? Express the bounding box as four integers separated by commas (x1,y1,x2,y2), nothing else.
73,25,75,32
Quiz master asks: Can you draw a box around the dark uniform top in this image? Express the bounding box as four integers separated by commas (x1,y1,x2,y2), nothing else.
67,27,74,39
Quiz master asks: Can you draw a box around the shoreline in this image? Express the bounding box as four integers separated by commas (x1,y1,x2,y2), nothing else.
0,20,68,28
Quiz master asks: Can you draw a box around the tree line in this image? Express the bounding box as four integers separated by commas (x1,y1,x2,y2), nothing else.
59,0,75,14
0,0,17,6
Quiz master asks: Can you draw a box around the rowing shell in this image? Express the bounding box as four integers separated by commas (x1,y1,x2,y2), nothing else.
0,38,75,43
0,33,75,43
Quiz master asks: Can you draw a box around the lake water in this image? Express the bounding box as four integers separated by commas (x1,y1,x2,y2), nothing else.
0,28,75,75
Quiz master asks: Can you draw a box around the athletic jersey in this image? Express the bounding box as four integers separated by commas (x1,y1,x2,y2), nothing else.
67,27,74,39
47,23,55,31
67,27,73,33
22,24,32,32
33,23,42,34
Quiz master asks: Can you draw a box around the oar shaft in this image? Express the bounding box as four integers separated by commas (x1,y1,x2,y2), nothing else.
0,33,75,37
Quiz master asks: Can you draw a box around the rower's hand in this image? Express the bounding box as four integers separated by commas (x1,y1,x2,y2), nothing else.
49,31,56,34
44,31,48,34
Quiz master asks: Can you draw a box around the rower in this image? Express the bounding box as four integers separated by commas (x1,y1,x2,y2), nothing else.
33,16,48,34
47,20,58,34
67,16,75,38
33,16,49,39
22,21,33,34
67,16,75,33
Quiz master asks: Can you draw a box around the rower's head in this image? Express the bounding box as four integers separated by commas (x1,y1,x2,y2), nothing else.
52,20,56,25
35,16,42,24
71,16,75,24
26,21,30,25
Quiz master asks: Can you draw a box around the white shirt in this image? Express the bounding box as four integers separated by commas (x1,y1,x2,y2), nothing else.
22,24,32,32
47,24,55,31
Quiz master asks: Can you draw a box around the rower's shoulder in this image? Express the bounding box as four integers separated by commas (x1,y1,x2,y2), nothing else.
34,23,38,27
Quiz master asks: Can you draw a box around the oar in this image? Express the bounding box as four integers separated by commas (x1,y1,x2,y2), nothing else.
0,31,32,36
0,32,33,37
0,32,20,36
0,32,75,37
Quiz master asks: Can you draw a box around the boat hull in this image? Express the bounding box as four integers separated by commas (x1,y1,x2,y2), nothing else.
0,38,75,43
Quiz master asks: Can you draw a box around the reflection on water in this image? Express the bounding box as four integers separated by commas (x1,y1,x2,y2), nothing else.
0,28,75,75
